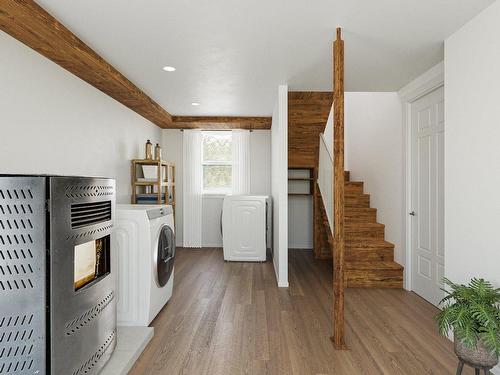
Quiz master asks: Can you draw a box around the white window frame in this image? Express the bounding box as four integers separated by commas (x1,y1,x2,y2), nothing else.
201,131,233,195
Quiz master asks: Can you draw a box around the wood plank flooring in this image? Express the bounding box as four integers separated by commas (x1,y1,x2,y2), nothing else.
129,248,471,375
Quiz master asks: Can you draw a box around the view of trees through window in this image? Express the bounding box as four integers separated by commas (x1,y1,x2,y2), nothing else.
202,132,232,193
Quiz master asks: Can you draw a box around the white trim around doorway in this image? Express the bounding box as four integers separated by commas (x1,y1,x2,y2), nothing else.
398,62,444,291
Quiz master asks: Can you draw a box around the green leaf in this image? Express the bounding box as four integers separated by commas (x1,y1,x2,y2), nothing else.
471,302,495,327
479,325,500,356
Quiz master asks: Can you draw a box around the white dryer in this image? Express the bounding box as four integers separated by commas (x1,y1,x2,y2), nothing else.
222,195,269,262
112,204,175,326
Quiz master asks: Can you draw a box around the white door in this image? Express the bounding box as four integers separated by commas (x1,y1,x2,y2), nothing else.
410,86,445,307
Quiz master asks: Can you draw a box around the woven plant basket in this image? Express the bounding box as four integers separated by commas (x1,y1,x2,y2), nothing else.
454,334,499,368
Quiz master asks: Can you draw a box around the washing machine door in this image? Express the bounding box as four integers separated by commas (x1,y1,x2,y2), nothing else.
156,224,175,287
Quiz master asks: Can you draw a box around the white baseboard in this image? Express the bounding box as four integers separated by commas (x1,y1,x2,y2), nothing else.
277,280,289,288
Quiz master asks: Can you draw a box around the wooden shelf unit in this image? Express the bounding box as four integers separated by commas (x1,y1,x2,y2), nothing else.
288,168,314,196
131,159,175,207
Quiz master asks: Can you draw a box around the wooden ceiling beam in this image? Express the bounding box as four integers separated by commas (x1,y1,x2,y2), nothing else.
171,116,272,130
0,0,172,128
0,2,273,130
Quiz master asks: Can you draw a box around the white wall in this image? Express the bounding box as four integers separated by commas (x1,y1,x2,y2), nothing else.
162,129,271,247
271,85,288,287
288,197,313,249
445,2,500,288
445,4,500,373
0,32,161,203
344,93,403,262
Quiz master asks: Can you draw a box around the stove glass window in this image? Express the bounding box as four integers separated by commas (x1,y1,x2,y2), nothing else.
74,235,110,290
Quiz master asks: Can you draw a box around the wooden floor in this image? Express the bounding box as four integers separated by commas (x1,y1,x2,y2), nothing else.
129,248,472,375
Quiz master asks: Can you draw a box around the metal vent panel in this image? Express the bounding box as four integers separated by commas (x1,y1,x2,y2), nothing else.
72,330,116,375
0,357,34,374
65,224,113,241
65,185,114,199
71,201,111,229
65,292,115,336
0,177,46,375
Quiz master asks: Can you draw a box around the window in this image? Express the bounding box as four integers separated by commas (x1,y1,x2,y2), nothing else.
202,132,232,194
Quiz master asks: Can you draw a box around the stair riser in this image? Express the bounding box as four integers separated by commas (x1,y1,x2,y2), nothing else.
345,185,363,194
345,228,385,240
345,196,370,208
346,270,403,288
345,212,377,222
347,280,403,288
345,203,370,209
345,249,394,262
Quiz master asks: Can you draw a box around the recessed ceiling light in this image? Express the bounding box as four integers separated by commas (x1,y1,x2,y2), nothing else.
162,66,176,72
191,102,201,106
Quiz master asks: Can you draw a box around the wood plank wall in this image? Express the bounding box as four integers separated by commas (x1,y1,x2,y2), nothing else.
288,92,333,168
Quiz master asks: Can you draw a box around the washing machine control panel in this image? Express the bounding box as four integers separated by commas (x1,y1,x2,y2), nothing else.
147,205,173,220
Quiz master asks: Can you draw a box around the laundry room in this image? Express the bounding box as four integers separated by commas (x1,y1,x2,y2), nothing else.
5,1,500,374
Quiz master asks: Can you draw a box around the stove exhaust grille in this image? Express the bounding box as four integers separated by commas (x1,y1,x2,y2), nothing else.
71,201,111,229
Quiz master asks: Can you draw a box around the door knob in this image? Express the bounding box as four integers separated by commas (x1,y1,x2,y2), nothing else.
409,211,416,216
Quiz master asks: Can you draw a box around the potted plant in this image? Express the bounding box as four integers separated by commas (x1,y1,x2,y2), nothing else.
436,278,500,372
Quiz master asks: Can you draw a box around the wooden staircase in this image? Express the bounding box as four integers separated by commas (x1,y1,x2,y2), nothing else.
315,171,404,288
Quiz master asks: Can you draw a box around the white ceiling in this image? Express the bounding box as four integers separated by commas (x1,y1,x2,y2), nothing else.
38,0,493,116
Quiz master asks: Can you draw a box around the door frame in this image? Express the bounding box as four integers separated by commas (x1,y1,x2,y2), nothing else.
399,62,444,291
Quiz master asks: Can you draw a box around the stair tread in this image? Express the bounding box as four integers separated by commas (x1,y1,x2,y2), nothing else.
346,261,404,270
345,239,394,248
345,222,384,228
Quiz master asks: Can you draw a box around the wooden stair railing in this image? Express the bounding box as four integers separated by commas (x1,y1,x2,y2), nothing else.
331,27,346,350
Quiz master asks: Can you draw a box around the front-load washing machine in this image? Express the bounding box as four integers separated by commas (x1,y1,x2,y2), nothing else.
112,204,175,326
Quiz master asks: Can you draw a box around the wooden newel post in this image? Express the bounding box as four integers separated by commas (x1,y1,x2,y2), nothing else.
331,27,346,349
